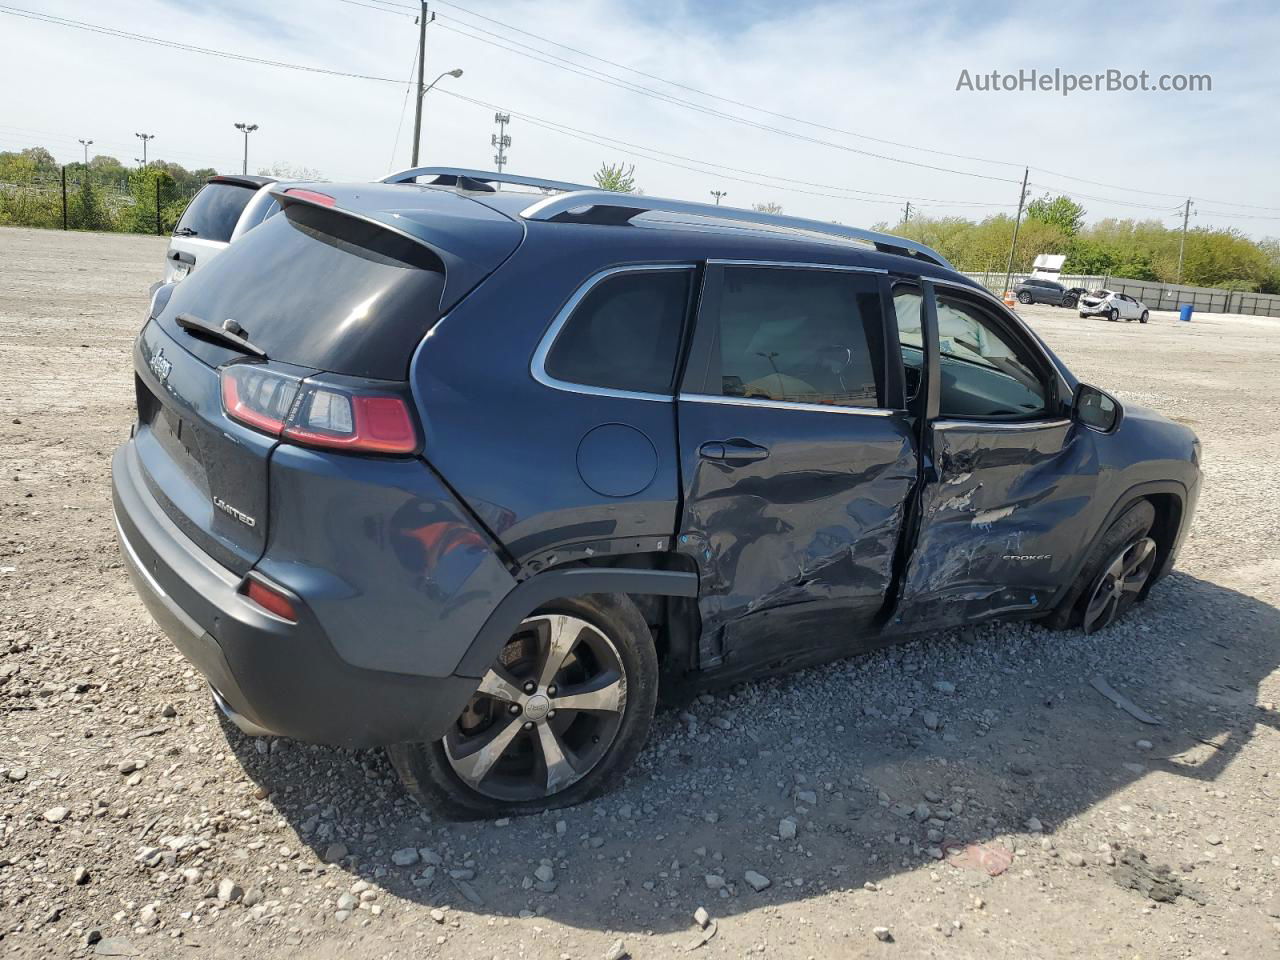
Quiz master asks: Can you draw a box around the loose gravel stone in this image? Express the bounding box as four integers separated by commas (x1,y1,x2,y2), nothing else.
779,818,798,840
694,906,710,928
744,870,772,891
391,847,420,867
43,806,69,823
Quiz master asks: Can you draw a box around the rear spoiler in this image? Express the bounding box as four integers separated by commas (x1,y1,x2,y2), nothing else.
209,174,275,190
270,187,522,315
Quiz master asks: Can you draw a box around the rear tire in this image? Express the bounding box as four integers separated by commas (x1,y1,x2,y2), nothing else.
389,593,658,819
1045,500,1157,632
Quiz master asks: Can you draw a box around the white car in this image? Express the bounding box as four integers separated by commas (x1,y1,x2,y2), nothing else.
1078,289,1150,324
163,175,276,284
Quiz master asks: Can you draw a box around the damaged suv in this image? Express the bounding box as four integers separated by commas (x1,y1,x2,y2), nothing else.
112,168,1201,817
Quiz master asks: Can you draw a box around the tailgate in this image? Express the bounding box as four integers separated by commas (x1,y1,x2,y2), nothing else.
132,320,283,574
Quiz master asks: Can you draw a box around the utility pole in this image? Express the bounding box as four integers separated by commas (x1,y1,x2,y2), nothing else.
902,200,912,223
710,190,727,205
234,122,258,175
1176,198,1194,284
78,138,93,167
135,132,155,168
491,113,511,173
409,1,432,167
1001,166,1030,298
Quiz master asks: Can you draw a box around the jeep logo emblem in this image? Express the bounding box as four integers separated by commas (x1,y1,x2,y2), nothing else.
148,348,172,384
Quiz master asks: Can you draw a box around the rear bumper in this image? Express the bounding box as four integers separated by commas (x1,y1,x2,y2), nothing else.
111,441,482,748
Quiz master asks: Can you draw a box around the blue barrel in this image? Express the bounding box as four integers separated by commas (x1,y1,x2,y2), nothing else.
1179,304,1194,322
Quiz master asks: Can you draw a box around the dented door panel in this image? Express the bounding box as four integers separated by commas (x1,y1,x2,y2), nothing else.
676,400,918,669
895,418,1098,631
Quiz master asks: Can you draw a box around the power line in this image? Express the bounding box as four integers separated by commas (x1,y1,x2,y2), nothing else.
388,36,419,170
333,0,414,16
436,89,1012,210
429,20,1019,186
0,4,404,83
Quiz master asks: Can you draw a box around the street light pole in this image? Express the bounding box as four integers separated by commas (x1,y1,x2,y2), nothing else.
413,68,463,165
78,138,93,167
234,123,259,176
135,132,155,168
710,190,727,205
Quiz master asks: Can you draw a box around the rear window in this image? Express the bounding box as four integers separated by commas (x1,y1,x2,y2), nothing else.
158,202,446,380
544,268,693,395
174,182,258,243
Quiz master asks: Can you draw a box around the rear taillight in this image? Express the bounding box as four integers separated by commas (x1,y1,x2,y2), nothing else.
220,364,417,455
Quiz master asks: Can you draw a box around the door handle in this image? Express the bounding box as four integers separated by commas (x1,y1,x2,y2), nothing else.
700,439,769,462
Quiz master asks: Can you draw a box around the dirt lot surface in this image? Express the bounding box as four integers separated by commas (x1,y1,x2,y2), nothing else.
2,225,1278,960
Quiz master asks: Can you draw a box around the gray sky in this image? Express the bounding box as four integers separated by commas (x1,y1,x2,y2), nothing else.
2,0,1278,236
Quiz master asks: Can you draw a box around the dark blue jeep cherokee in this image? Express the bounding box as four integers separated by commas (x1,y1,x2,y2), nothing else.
112,168,1200,816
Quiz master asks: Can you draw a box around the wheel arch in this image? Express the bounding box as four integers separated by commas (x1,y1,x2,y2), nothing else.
1058,481,1187,610
454,557,699,678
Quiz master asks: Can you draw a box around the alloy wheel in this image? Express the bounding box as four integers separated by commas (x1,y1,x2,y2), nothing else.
443,614,627,802
1082,537,1157,634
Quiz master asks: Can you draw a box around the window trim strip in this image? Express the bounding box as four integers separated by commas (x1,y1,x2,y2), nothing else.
530,263,697,403
678,393,897,417
706,259,889,274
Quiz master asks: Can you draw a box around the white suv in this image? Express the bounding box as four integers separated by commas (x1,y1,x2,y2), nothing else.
163,175,275,283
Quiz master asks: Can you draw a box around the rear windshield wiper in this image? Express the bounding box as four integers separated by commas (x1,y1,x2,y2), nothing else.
176,313,267,358
173,226,198,237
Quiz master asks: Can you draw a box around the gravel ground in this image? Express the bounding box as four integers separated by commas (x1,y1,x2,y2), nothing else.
2,225,1278,960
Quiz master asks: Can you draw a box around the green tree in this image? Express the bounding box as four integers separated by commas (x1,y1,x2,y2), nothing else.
1025,193,1086,236
593,162,637,193
69,177,111,231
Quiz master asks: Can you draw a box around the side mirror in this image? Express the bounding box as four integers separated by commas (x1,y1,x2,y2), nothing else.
1073,383,1122,433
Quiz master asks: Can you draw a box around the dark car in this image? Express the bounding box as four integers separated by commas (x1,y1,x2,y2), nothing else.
1014,276,1080,307
112,167,1201,817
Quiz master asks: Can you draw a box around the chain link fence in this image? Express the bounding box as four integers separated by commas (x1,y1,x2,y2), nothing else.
0,167,200,235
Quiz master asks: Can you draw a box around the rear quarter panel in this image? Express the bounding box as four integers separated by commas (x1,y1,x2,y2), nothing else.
408,232,687,573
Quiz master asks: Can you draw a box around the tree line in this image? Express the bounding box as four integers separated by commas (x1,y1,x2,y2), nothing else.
880,194,1280,292
592,162,1280,293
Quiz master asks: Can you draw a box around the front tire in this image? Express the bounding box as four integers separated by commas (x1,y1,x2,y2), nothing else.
1063,295,1078,308
389,593,658,818
1107,307,1119,322
1139,310,1149,323
1018,291,1033,304
1045,500,1158,632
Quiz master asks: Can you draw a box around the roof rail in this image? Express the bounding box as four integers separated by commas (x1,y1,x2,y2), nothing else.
519,191,955,270
381,166,593,194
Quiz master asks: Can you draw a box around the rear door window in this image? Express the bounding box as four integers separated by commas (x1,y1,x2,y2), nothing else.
543,268,693,395
174,182,258,242
706,267,885,409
